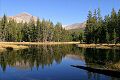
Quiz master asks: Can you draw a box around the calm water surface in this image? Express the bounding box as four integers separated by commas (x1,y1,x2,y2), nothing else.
0,45,120,80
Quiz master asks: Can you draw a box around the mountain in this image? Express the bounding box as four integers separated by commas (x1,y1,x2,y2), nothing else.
8,12,37,23
65,22,86,30
1,12,86,30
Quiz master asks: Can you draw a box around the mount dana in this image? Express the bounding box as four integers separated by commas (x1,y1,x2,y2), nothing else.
2,12,86,30
8,12,37,23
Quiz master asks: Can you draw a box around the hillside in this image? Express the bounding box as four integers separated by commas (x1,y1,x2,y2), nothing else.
8,12,37,23
65,22,86,30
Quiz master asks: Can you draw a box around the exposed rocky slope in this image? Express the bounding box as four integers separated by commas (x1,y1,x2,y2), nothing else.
8,12,37,23
65,22,86,30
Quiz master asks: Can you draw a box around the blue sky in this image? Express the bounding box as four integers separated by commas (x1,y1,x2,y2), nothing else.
0,0,120,25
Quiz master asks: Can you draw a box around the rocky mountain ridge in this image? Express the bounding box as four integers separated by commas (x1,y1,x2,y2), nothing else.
8,12,37,23
64,22,86,30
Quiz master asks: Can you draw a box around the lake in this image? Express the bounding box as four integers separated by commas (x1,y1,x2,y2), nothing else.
0,44,120,80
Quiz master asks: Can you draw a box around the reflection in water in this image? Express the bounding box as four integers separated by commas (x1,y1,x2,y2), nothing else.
84,48,120,70
0,45,83,71
0,45,120,80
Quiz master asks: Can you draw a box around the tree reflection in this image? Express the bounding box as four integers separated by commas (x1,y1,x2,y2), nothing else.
0,45,120,76
0,45,82,71
84,48,120,70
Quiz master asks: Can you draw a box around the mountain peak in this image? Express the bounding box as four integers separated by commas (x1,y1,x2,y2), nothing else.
8,12,37,23
15,12,32,17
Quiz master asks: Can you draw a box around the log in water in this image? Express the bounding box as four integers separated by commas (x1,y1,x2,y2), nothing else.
71,65,120,78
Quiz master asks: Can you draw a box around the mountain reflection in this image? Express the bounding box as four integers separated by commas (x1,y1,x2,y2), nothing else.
0,45,120,72
0,45,83,71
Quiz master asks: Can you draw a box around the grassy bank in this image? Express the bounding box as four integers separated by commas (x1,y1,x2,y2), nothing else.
0,42,80,52
0,43,29,52
0,42,80,45
77,44,120,49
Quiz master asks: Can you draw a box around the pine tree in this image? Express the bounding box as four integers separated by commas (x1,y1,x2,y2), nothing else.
54,22,62,42
42,19,47,42
110,8,117,41
96,8,102,43
22,22,29,42
106,31,110,44
0,20,2,41
1,14,8,41
92,9,98,43
85,11,93,43
117,9,120,43
79,33,84,43
7,19,17,41
27,17,36,42
47,21,54,41
36,18,41,42
17,22,23,42
113,29,117,44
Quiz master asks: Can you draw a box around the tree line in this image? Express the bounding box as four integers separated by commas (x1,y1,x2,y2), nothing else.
0,15,83,42
85,8,120,44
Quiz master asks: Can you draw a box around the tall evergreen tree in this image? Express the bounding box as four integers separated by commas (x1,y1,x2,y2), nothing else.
85,11,93,43
0,19,2,41
106,31,110,44
16,22,23,42
7,19,17,41
54,22,62,42
22,22,29,42
110,8,117,41
113,29,117,44
29,17,37,42
117,9,120,42
36,18,41,42
1,14,8,41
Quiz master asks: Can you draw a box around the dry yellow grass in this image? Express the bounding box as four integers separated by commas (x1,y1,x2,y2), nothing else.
112,62,120,70
106,61,120,70
77,43,120,49
0,42,80,45
0,42,80,52
0,43,29,52
0,46,6,52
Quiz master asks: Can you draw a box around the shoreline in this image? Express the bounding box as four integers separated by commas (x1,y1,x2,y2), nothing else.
0,43,29,52
77,44,120,49
0,42,80,52
0,42,120,51
0,42,80,45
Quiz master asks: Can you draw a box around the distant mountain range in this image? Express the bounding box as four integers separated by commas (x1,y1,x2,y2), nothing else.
64,22,86,30
1,12,86,30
